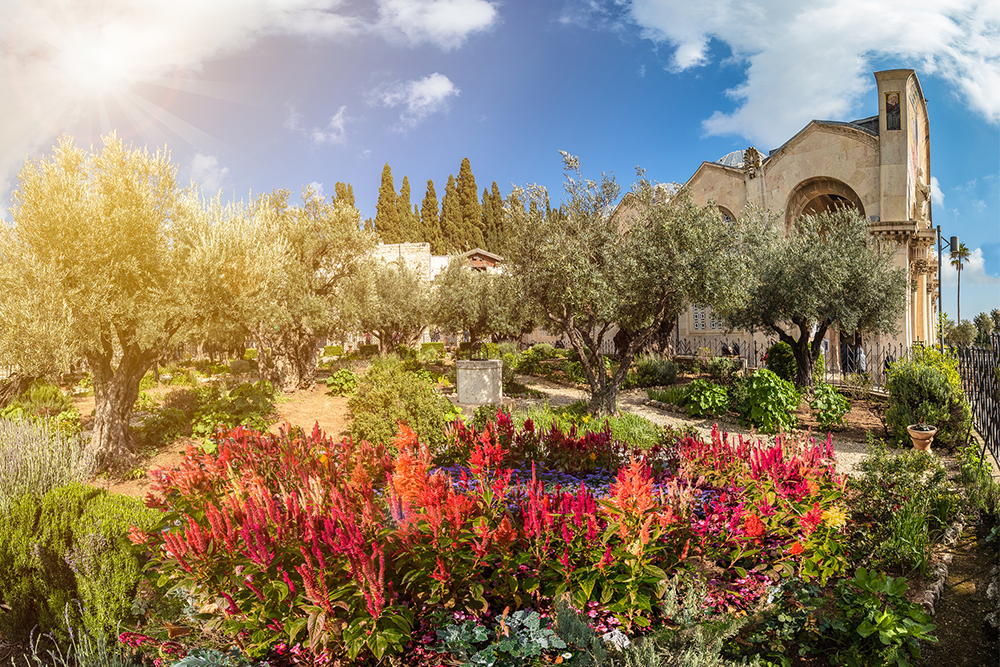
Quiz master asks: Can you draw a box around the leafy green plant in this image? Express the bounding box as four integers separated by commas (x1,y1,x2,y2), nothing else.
706,356,741,385
809,383,850,430
733,369,800,433
349,355,454,449
325,368,358,396
170,648,264,667
0,379,80,433
885,347,972,448
956,442,1000,515
648,385,691,406
823,568,936,667
765,341,797,383
685,379,729,418
627,355,678,388
434,609,567,666
190,381,277,439
132,391,158,412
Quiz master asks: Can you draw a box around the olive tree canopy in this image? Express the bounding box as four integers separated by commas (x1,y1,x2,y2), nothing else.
504,153,753,415
0,134,204,471
339,259,433,355
722,208,907,387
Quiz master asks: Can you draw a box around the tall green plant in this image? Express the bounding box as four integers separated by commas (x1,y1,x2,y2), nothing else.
733,369,800,433
885,347,971,447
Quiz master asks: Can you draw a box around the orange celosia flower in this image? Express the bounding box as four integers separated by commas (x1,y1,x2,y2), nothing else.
392,447,428,507
609,455,655,515
743,513,766,538
788,541,805,555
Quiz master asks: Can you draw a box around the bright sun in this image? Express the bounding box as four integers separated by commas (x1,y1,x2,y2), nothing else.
57,32,131,98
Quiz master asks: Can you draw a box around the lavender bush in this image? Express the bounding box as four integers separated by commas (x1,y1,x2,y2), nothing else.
0,417,95,513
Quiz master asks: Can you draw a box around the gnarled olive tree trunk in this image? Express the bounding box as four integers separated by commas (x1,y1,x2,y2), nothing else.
85,348,154,473
255,323,319,392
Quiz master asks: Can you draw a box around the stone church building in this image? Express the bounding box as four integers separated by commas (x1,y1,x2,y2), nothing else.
677,68,939,356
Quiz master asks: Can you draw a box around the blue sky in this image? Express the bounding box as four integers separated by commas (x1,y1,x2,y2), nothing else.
1,0,997,323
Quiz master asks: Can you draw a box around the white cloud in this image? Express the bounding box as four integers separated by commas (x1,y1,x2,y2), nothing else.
307,181,324,199
625,0,1000,146
284,103,304,131
940,247,1000,285
311,106,352,145
189,153,229,193
930,176,944,206
0,0,498,206
378,0,498,49
370,72,459,129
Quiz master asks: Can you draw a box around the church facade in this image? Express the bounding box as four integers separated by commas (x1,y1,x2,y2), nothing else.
678,69,939,353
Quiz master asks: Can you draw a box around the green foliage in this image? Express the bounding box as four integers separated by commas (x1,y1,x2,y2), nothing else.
824,568,936,667
358,344,380,358
0,417,95,516
0,378,79,429
847,437,954,573
765,342,797,384
23,620,146,667
956,442,1000,515
139,372,157,390
132,390,158,412
733,369,800,434
0,483,158,642
170,648,263,667
229,359,252,375
685,379,729,418
885,347,972,447
626,355,678,388
648,385,691,407
325,368,359,396
243,348,258,360
422,342,445,355
190,381,277,439
706,356,741,385
434,609,567,666
809,383,850,430
349,355,454,449
136,407,188,446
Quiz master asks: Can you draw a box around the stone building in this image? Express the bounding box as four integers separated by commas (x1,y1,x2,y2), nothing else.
677,68,938,356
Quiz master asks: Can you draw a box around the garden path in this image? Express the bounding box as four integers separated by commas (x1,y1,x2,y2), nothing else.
512,374,872,476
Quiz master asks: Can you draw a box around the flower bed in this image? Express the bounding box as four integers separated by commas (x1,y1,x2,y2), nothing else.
131,411,857,665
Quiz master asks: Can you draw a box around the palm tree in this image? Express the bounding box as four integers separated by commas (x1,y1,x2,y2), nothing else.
950,242,970,324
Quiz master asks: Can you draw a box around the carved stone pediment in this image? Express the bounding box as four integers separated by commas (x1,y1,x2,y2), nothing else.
743,147,763,179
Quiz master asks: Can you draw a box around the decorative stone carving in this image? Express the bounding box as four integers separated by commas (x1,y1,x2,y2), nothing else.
911,259,935,275
913,168,931,223
743,147,762,179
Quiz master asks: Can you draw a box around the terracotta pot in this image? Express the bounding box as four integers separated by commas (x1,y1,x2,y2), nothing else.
907,424,937,451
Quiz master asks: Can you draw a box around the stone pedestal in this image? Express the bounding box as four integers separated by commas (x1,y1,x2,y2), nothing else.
456,359,503,405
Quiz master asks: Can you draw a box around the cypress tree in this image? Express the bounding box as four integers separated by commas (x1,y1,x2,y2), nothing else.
334,182,355,207
441,174,463,253
490,181,506,253
456,158,484,250
481,187,495,253
397,175,417,242
421,179,443,254
375,163,400,243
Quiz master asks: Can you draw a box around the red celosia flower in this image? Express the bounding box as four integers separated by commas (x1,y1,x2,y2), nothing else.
743,514,766,539
788,541,805,555
798,502,823,536
127,526,150,545
609,455,654,515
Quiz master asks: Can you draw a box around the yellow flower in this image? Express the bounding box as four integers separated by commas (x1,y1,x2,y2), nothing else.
822,507,848,530
589,452,597,461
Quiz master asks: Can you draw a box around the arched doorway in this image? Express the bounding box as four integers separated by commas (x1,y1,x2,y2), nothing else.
784,177,865,229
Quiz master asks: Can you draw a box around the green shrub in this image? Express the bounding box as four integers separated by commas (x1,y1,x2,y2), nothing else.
139,371,157,390
0,418,95,515
323,345,344,358
885,347,972,448
706,356,741,385
734,369,800,433
0,483,159,643
531,342,557,359
358,344,380,358
243,348,258,360
0,379,81,435
628,354,678,388
765,341,797,383
501,352,518,390
136,407,188,446
325,368,359,396
421,342,445,355
434,609,566,666
685,379,729,418
132,391,158,412
349,355,454,449
809,383,850,430
165,366,197,386
956,442,1000,515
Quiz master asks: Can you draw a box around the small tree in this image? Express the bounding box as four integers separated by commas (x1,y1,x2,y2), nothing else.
203,188,374,391
0,135,203,471
724,208,907,388
505,153,752,415
340,260,432,355
973,312,994,345
432,258,533,350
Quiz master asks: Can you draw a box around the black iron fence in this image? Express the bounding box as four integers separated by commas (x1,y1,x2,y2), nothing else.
956,333,1000,465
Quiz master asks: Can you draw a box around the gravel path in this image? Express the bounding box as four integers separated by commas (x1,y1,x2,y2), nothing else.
512,375,871,477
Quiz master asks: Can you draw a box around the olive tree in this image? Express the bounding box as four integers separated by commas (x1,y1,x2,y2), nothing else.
200,188,374,390
0,135,204,471
505,153,753,415
722,208,907,387
432,257,535,349
339,259,433,355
